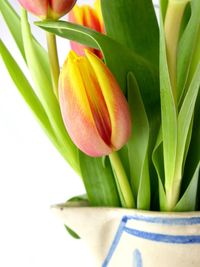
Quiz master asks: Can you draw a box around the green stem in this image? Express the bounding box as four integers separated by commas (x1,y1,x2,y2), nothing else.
46,32,60,98
109,151,135,208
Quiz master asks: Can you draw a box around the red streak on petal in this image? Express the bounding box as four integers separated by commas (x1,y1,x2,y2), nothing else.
78,60,112,147
88,97,112,147
48,0,76,14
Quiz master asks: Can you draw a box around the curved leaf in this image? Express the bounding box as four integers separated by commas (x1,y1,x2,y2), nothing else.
174,162,199,211
21,10,79,173
177,0,200,104
175,64,200,184
0,0,51,80
127,73,150,210
159,6,178,206
101,0,159,69
160,0,169,20
0,40,57,146
152,129,167,211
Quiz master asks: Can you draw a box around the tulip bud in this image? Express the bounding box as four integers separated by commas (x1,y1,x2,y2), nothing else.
18,0,77,20
59,50,132,157
68,0,104,57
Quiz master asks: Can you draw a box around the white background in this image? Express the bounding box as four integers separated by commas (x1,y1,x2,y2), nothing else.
0,0,95,266
0,1,159,266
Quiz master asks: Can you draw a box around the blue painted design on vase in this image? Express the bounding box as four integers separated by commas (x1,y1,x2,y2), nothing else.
133,249,143,267
102,215,200,266
124,227,200,244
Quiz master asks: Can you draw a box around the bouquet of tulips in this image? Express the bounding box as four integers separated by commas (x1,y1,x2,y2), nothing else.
0,0,200,213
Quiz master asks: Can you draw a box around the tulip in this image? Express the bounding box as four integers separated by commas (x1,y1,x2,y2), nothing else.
18,0,77,20
94,0,104,33
59,50,132,157
68,0,104,57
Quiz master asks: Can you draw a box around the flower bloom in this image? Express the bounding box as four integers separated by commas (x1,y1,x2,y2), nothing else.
68,0,104,57
18,0,77,20
59,50,132,157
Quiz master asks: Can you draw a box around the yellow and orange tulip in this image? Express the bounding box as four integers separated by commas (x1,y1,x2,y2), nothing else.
68,0,104,57
59,50,132,157
18,0,77,20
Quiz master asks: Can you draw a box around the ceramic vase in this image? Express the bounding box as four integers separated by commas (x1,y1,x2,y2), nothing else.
52,203,200,267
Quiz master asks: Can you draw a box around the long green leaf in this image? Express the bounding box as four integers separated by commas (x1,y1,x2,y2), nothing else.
174,162,200,211
174,64,200,183
181,91,200,197
160,0,169,20
21,9,79,173
177,0,200,104
0,0,51,80
0,40,56,145
127,73,150,210
101,0,159,69
0,40,81,169
79,152,120,207
0,0,25,58
159,5,178,209
152,130,167,211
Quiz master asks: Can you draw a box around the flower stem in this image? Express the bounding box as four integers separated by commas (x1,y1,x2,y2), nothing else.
109,151,135,208
46,32,60,98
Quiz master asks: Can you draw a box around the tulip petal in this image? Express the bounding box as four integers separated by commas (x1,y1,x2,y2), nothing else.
18,0,48,18
83,6,102,32
94,0,104,32
85,50,132,150
68,5,84,24
49,0,76,19
68,4,103,57
59,51,112,156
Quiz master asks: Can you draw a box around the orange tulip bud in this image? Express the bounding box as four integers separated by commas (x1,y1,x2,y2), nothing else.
18,0,77,20
68,0,104,57
59,50,132,157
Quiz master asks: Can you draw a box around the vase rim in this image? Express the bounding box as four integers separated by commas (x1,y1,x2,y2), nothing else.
51,202,200,218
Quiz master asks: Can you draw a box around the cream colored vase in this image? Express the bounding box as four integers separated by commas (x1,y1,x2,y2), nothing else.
52,203,200,267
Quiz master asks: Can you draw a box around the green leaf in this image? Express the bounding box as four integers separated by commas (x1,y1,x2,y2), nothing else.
174,162,200,211
127,73,150,210
181,91,200,201
64,194,89,239
159,7,178,203
152,129,167,211
101,0,159,69
35,20,160,117
21,10,79,173
0,0,25,59
175,64,200,184
0,0,51,80
0,40,81,170
177,0,200,104
186,92,200,171
64,225,80,239
179,3,191,39
160,0,169,20
79,152,120,207
0,40,57,147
